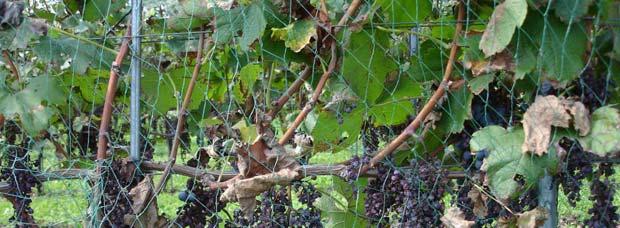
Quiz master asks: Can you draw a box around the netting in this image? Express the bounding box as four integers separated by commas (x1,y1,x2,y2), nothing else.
1,0,620,227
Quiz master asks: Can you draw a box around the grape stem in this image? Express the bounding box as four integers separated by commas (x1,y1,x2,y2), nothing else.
278,43,337,145
151,30,209,200
265,66,312,121
363,2,466,172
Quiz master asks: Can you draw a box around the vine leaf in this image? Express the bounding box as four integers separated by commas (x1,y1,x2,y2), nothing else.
440,85,473,134
553,0,594,22
342,30,397,104
375,0,432,23
232,63,262,103
34,34,115,74
311,107,364,152
370,75,422,126
240,2,266,51
468,73,494,95
578,106,620,157
440,207,475,228
522,95,589,155
407,41,446,83
271,19,316,52
27,76,66,105
479,0,527,57
471,126,558,200
516,207,548,228
514,12,587,85
82,0,127,22
0,89,53,136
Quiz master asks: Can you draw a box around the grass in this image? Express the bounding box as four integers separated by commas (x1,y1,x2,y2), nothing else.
0,140,618,227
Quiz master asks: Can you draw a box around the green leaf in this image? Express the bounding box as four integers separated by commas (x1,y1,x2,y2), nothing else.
141,68,210,113
468,74,494,95
82,0,127,22
233,63,262,103
178,0,218,20
369,100,413,126
370,75,422,126
342,30,398,104
470,126,559,200
479,0,528,57
375,0,432,23
259,34,311,63
0,18,46,50
406,41,446,83
240,2,267,51
271,19,317,52
239,63,262,91
27,76,66,105
514,46,537,80
34,34,116,74
514,12,587,85
578,106,620,156
232,120,258,143
553,0,594,22
213,7,245,43
311,107,364,152
0,89,54,136
439,85,473,133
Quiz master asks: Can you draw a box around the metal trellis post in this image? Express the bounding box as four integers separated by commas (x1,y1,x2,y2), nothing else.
130,0,142,161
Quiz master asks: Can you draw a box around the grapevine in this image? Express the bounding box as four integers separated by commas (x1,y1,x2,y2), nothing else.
0,0,620,227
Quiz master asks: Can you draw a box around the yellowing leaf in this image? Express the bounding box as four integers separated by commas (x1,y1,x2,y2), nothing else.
479,0,528,57
578,106,620,157
271,19,316,52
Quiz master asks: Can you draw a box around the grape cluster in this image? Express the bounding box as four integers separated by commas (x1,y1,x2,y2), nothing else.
363,160,447,226
101,160,144,227
363,164,392,223
558,139,593,206
0,145,40,227
573,67,613,111
163,116,191,156
175,154,226,227
225,181,322,228
341,155,370,183
175,179,225,227
470,85,516,128
585,163,619,227
361,122,380,155
462,150,488,172
74,121,98,157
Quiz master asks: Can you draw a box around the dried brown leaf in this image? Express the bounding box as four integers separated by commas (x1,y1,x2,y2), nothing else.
516,207,548,228
236,135,300,178
522,95,571,155
467,51,515,76
125,176,168,227
467,187,488,217
441,207,475,228
522,95,590,155
564,99,590,136
220,168,300,216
